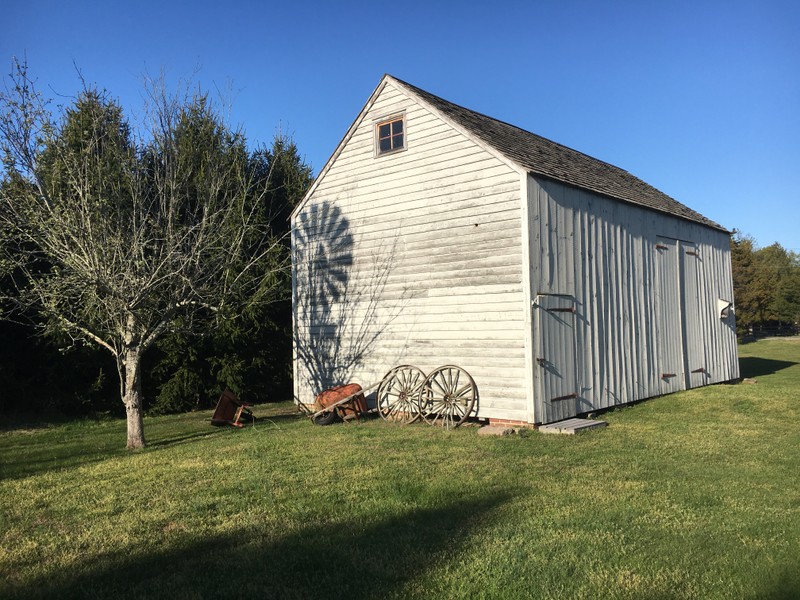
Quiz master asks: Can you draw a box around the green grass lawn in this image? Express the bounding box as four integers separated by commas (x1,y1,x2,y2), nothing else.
2,339,799,599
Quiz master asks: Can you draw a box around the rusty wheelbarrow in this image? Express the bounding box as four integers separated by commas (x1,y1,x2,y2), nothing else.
310,382,375,425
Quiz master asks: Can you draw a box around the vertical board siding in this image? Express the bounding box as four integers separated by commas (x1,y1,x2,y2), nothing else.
656,238,684,392
681,242,707,388
293,82,527,421
529,176,739,421
534,294,578,423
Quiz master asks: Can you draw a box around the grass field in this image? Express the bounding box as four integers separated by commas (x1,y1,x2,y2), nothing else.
2,339,799,599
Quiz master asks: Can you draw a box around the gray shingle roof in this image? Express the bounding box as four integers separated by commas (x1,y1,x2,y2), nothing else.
393,77,725,232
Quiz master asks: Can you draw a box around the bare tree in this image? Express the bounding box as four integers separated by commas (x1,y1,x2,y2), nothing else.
0,61,289,448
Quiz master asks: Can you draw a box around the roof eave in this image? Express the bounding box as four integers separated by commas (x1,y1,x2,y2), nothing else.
527,171,730,234
290,74,394,221
387,76,527,178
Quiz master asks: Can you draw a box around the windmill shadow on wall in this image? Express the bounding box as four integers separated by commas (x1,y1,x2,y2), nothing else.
293,200,405,400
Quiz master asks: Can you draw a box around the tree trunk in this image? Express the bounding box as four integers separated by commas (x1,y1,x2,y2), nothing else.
122,345,146,449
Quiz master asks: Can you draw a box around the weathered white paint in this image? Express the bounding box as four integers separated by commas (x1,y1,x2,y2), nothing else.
528,176,739,420
534,294,579,423
655,237,683,393
293,79,530,422
292,75,739,426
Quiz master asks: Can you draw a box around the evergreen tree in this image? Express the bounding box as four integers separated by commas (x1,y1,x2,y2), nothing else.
730,231,759,330
0,61,298,447
147,135,312,413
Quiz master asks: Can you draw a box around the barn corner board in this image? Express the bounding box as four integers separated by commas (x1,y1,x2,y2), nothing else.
291,74,739,426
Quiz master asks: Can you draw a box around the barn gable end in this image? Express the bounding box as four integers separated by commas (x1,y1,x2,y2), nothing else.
292,77,531,422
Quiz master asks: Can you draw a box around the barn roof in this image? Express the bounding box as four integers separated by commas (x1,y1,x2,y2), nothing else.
392,76,726,232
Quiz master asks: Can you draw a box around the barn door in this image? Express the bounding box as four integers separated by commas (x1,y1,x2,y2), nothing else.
656,237,706,391
681,242,707,388
655,238,684,392
534,294,578,424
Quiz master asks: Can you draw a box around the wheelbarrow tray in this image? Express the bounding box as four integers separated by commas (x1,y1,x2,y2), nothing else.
310,381,381,422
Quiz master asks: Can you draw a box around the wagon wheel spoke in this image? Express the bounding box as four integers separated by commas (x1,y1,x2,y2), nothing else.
408,374,422,391
428,400,448,415
397,370,407,389
386,402,404,422
454,384,472,399
432,378,449,397
420,366,477,428
377,365,426,424
422,401,444,421
426,403,446,423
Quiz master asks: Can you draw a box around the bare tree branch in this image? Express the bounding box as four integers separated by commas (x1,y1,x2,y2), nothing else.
1,60,298,448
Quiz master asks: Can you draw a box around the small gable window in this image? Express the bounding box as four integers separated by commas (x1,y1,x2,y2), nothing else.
376,116,405,155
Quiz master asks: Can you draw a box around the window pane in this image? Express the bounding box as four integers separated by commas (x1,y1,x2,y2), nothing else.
393,133,404,149
378,123,390,138
392,120,403,135
379,137,391,152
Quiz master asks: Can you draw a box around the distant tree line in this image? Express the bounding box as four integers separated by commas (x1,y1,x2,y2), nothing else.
731,232,800,336
0,62,312,434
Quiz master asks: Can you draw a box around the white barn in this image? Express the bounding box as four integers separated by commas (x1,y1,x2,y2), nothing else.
291,75,739,426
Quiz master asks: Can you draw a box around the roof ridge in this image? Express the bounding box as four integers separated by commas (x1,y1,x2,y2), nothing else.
390,75,627,173
388,75,725,232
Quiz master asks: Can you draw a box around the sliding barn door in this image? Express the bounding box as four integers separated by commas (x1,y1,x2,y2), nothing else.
681,242,707,388
655,237,707,391
655,238,684,392
534,294,578,424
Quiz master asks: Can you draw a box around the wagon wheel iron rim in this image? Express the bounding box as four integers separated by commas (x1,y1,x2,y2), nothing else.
376,365,426,424
420,365,477,429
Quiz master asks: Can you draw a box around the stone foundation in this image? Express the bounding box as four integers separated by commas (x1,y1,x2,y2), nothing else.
487,418,536,429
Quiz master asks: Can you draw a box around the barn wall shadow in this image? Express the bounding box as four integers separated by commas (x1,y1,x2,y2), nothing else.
293,201,405,400
739,357,797,379
11,493,509,600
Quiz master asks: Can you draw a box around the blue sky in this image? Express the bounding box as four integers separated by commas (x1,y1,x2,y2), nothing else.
4,0,799,251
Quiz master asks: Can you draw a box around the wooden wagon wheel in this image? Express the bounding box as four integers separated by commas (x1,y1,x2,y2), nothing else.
419,365,477,429
376,365,426,424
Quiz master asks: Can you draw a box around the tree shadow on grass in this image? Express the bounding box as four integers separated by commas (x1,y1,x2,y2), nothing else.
248,412,307,425
10,493,510,600
739,357,797,378
759,563,800,600
0,426,126,481
1,425,227,481
144,428,227,449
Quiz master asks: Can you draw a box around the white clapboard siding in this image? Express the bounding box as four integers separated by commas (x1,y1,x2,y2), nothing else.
294,75,739,426
292,79,528,421
528,176,739,420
